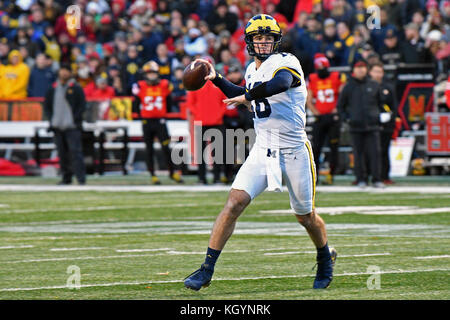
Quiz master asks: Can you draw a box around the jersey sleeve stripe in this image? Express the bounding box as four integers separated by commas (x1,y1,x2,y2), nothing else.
272,67,302,86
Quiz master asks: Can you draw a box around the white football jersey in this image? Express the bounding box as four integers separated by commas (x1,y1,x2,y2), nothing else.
244,52,308,149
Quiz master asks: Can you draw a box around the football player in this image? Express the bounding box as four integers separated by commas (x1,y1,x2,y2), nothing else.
184,14,336,291
131,61,183,184
306,53,345,185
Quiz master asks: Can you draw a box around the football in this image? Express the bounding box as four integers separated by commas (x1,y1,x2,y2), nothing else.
182,61,210,91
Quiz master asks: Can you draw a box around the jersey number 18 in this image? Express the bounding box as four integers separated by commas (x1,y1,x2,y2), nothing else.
248,81,271,119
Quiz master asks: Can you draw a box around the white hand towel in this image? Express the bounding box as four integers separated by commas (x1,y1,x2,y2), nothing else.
266,148,282,192
380,112,391,123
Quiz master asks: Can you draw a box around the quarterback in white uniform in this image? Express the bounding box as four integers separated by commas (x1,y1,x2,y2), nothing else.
184,14,337,291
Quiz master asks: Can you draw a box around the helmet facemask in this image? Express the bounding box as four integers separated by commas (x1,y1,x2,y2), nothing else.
245,32,282,61
145,71,160,85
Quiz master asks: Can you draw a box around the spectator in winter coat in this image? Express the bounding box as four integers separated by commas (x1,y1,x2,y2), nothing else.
337,60,385,188
154,43,179,81
123,45,143,95
138,22,164,62
369,62,398,185
321,19,346,66
30,7,50,39
206,1,238,35
43,63,87,185
0,50,30,99
184,28,208,57
401,22,426,63
379,28,405,65
28,53,56,97
370,8,399,52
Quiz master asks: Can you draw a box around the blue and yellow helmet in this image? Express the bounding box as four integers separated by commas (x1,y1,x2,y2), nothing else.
244,14,282,60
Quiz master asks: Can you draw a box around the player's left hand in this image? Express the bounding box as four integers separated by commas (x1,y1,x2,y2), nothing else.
223,95,252,110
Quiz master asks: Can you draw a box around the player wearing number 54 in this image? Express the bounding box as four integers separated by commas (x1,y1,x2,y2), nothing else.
184,14,337,292
131,61,184,185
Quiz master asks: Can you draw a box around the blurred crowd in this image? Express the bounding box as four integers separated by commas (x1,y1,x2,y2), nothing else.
0,0,449,108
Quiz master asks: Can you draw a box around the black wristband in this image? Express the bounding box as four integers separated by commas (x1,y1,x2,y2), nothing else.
247,82,269,100
211,72,224,86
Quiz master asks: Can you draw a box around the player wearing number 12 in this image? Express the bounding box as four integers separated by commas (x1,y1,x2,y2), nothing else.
131,61,183,184
184,14,336,291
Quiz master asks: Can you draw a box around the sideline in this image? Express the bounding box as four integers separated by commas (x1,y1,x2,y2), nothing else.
0,184,449,194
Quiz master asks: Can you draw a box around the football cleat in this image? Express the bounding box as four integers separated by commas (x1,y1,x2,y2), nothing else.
313,247,337,289
170,172,184,184
184,264,214,291
151,176,161,185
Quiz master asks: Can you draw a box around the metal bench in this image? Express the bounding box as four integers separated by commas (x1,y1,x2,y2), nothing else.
0,120,189,175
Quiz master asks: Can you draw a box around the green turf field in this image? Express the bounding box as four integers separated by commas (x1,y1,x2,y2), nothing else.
0,179,449,299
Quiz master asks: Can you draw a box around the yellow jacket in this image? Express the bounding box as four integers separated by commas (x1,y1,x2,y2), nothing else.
0,64,4,99
0,50,30,99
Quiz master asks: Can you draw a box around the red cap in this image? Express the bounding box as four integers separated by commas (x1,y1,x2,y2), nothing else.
86,52,100,60
426,0,438,8
314,53,330,69
112,0,126,9
353,60,368,68
102,43,114,54
189,13,200,22
100,15,112,24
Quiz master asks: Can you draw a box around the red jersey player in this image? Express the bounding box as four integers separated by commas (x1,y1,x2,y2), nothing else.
306,53,345,185
132,61,183,184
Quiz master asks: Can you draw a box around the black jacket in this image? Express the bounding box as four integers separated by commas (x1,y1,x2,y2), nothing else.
379,44,404,65
337,75,384,132
379,81,397,132
43,79,86,129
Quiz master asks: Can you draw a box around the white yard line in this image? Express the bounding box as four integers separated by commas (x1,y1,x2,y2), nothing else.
165,247,295,255
0,221,448,237
0,203,200,215
264,252,391,257
4,253,166,264
2,249,396,263
3,247,297,263
0,235,124,241
414,255,450,260
0,184,449,194
338,253,392,257
115,248,173,253
259,206,450,216
0,267,448,292
361,208,450,215
0,245,34,249
264,251,317,256
50,247,106,252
